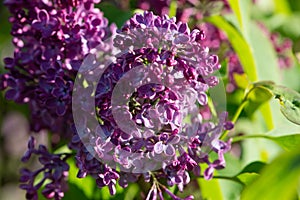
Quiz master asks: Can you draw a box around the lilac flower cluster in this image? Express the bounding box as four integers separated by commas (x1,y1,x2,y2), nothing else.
71,11,233,199
1,0,234,199
1,0,112,134
20,136,70,200
137,0,230,23
137,0,294,92
1,0,115,199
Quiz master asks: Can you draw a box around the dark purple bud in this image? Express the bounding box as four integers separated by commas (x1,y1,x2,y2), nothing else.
5,89,19,100
195,30,206,42
20,168,32,182
4,57,14,69
224,121,234,130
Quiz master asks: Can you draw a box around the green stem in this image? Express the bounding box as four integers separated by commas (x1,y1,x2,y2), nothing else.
220,100,248,140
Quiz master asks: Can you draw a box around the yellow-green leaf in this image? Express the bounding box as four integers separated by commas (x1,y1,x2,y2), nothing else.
241,149,300,200
206,16,257,82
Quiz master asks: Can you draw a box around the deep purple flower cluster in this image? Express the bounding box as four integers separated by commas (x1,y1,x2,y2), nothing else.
137,0,294,92
20,136,70,200
1,0,116,199
138,0,230,23
1,1,234,199
71,11,233,199
1,0,112,134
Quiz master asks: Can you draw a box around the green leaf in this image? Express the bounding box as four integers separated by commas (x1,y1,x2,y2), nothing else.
246,21,282,129
236,173,259,186
231,161,266,186
97,2,133,28
67,159,96,199
239,161,266,174
275,13,300,40
232,134,300,151
228,0,243,28
253,82,300,125
206,16,257,82
248,22,281,83
218,180,243,200
274,0,292,15
259,103,274,131
64,182,90,200
272,86,300,125
228,0,251,38
124,184,139,200
198,177,224,200
244,86,273,116
269,134,300,151
233,73,249,89
217,154,244,200
176,180,202,199
67,159,130,200
95,184,126,200
241,149,300,200
53,145,72,154
169,0,177,18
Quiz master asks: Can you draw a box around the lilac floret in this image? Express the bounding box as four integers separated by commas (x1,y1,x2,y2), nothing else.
20,136,70,200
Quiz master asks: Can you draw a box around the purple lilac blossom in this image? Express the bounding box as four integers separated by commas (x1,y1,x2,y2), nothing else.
136,0,294,92
1,0,113,135
20,136,70,200
2,0,233,199
1,0,115,199
71,11,233,199
137,0,230,23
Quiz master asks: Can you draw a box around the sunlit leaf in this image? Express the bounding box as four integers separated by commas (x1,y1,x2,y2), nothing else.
272,86,300,125
241,149,300,200
239,161,266,174
95,184,126,200
216,154,244,200
243,84,273,118
228,0,251,38
97,2,133,28
198,176,224,200
124,184,139,200
53,144,73,154
232,133,300,151
248,23,281,83
231,161,266,186
253,82,300,125
64,183,90,200
274,0,292,15
268,134,300,151
206,16,276,130
228,0,243,29
233,73,249,89
169,0,177,17
236,173,259,186
67,159,96,199
206,16,257,82
176,180,202,199
259,103,274,130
